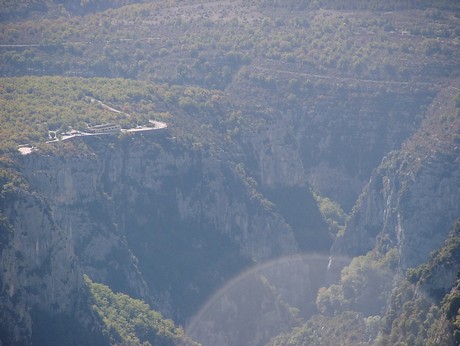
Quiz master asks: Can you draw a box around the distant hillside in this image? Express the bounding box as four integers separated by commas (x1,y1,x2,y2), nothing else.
0,0,147,21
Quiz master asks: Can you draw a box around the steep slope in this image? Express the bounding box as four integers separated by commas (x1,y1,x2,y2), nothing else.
331,82,460,270
268,85,460,345
0,76,334,344
268,220,460,345
377,220,460,345
0,166,106,345
17,132,307,320
85,276,199,346
223,72,436,211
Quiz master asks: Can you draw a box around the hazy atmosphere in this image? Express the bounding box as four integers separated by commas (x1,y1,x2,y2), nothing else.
0,0,460,345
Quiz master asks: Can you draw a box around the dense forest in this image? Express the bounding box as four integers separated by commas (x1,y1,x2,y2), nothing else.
1,0,460,345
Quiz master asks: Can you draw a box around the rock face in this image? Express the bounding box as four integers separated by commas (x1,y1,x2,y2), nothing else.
376,220,460,345
226,71,435,212
331,84,460,270
1,78,457,345
0,115,336,344
1,81,458,343
13,131,325,325
0,185,105,345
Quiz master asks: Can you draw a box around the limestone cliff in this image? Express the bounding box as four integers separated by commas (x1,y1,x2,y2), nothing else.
331,83,460,270
1,80,457,343
0,177,105,345
15,131,310,323
225,71,435,212
376,220,460,345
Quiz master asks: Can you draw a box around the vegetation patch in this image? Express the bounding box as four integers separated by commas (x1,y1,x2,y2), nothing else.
84,275,199,346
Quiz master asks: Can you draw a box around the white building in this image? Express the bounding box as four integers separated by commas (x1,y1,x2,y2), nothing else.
87,123,121,134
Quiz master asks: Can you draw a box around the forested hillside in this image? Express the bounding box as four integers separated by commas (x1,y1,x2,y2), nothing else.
0,0,459,345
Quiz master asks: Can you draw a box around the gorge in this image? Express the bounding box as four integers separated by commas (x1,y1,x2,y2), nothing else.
1,1,460,345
